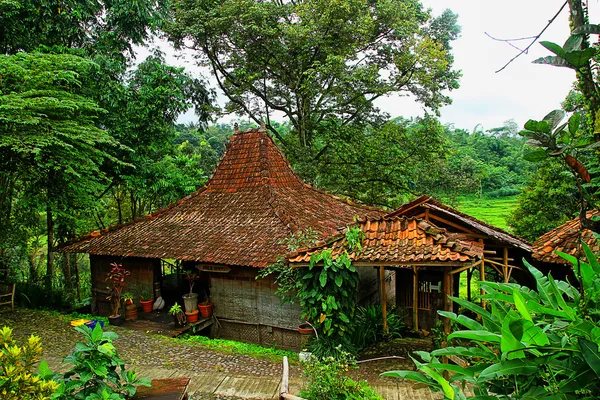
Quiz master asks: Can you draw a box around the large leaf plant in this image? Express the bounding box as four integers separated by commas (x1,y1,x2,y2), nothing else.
383,243,600,399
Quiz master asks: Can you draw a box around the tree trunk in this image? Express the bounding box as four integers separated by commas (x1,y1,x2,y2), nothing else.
63,251,72,291
46,205,54,289
74,254,81,301
568,0,600,130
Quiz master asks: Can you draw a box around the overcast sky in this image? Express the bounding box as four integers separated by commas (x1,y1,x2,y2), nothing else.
139,1,598,131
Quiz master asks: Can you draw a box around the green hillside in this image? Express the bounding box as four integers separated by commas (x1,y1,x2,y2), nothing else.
455,195,519,232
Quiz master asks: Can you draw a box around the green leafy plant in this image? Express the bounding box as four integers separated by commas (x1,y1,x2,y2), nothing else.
0,326,59,400
383,244,600,399
297,227,364,340
122,292,134,304
300,346,382,400
45,325,150,399
169,303,186,326
347,305,406,351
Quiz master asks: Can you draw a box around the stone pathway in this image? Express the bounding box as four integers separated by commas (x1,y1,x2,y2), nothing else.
44,357,444,400
3,308,445,399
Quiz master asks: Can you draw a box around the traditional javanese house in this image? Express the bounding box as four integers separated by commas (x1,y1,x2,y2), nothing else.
532,210,600,281
288,197,533,332
59,125,383,348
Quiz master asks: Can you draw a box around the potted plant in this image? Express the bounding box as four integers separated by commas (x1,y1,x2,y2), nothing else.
169,303,186,327
182,271,199,312
105,262,130,326
123,292,137,321
198,293,213,318
185,309,199,323
138,287,154,313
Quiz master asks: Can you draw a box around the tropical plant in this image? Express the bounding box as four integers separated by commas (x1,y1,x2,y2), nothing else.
0,326,59,400
43,325,150,399
169,303,186,326
383,244,600,399
300,346,382,400
348,305,406,351
297,227,364,340
182,271,199,296
105,263,129,317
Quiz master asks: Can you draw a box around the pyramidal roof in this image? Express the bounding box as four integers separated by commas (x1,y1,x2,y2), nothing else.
60,126,384,267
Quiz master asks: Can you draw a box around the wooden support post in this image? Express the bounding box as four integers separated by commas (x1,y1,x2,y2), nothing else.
380,266,388,333
503,247,509,283
479,239,486,310
412,266,418,331
467,268,472,302
443,265,451,335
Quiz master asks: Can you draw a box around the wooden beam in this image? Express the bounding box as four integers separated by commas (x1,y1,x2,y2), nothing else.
449,263,476,275
467,268,472,302
443,265,452,335
428,213,482,235
479,239,486,310
483,250,497,255
380,266,388,333
485,258,523,271
503,247,509,283
413,266,418,331
425,209,430,221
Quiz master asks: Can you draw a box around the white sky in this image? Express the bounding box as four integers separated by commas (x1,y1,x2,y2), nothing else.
136,1,599,131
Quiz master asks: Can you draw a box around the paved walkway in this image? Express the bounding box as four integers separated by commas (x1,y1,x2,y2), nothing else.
45,357,444,400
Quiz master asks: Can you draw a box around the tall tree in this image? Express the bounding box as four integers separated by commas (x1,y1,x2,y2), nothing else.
167,0,460,150
0,52,123,287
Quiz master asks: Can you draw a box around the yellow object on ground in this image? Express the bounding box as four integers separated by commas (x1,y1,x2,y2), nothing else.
70,319,90,327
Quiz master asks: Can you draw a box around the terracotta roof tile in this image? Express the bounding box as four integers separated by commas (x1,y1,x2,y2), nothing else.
59,127,384,267
532,211,600,264
287,216,483,265
387,196,531,251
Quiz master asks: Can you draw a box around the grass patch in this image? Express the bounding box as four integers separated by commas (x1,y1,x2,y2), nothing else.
455,195,519,231
180,335,298,363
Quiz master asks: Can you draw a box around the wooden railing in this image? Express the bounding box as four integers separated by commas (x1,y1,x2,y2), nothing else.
279,356,306,400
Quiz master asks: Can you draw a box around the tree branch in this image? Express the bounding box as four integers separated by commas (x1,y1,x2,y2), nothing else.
492,1,568,73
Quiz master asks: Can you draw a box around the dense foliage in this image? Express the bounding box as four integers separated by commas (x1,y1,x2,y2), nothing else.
384,249,600,399
42,325,150,399
0,327,59,400
300,348,383,400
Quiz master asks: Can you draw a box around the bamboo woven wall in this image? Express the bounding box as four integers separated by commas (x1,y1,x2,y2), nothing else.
210,268,301,330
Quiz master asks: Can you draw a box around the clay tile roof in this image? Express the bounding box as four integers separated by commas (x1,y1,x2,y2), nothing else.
532,210,600,264
386,195,531,252
287,216,483,265
58,126,384,267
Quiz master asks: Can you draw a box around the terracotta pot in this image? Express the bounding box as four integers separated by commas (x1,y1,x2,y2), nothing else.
198,302,213,318
140,299,154,313
125,303,138,320
298,323,314,335
108,314,123,326
186,310,199,323
182,293,198,312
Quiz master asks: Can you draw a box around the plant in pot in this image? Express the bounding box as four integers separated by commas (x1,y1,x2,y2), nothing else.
105,262,130,326
138,287,154,313
182,271,199,312
123,292,138,321
198,292,213,318
169,303,186,327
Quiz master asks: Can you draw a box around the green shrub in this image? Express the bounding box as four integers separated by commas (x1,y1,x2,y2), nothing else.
383,243,600,399
348,305,406,351
0,326,59,400
44,325,150,399
300,347,382,400
307,335,357,359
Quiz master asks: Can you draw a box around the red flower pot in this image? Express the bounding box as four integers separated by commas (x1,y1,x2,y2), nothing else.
186,310,199,323
140,299,154,313
198,303,213,318
298,323,314,335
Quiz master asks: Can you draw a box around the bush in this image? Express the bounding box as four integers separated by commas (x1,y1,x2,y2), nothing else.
44,325,150,399
485,187,521,198
348,305,406,351
383,243,600,399
300,347,382,400
0,326,59,400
